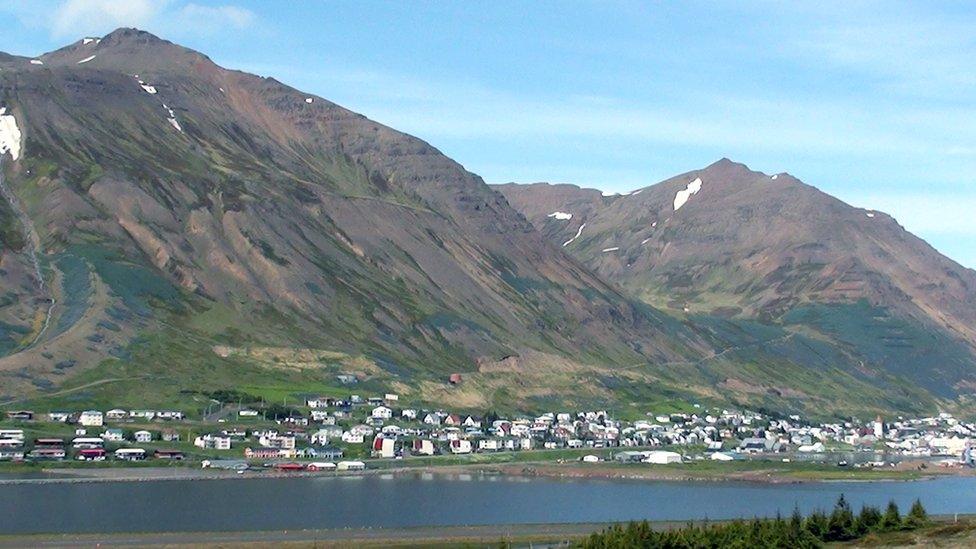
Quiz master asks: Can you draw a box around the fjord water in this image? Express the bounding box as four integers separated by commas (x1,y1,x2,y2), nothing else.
2,474,976,534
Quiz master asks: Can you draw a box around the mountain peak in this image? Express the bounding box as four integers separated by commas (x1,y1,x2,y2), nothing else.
708,157,738,167
36,27,213,73
703,157,758,175
101,27,165,45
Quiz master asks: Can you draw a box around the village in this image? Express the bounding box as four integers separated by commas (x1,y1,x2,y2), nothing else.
1,392,975,474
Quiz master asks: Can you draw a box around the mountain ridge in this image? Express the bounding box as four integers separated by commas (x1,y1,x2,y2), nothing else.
0,29,966,416
495,159,976,399
0,28,719,412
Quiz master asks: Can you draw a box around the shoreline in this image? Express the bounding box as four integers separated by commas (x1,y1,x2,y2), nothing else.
0,522,672,548
0,458,971,485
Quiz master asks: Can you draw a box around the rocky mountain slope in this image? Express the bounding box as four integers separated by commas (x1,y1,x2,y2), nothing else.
496,159,976,399
0,29,724,410
0,30,959,415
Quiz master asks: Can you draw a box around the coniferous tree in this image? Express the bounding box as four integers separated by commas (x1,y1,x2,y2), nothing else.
855,504,882,535
905,499,929,529
790,506,804,533
879,500,902,532
827,494,856,541
804,509,830,540
577,502,924,548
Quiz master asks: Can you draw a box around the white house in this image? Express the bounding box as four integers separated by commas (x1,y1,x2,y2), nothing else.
79,410,104,427
115,448,146,461
401,409,418,420
373,437,396,458
412,439,436,456
105,409,128,421
371,406,393,420
258,434,296,449
450,439,472,454
134,430,153,443
478,439,502,451
194,435,232,450
350,424,374,436
48,412,71,423
310,429,333,446
101,429,125,442
643,450,682,464
336,460,365,471
341,431,365,444
310,411,333,423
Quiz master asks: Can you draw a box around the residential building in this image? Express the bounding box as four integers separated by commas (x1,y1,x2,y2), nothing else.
79,410,104,427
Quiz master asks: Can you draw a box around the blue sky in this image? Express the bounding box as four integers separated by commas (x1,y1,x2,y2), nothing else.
2,1,976,267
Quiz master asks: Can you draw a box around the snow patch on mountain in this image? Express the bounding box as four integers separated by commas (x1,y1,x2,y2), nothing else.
30,59,43,65
673,177,703,211
563,223,586,247
602,247,619,252
547,211,573,220
0,107,23,161
163,105,183,132
78,55,96,64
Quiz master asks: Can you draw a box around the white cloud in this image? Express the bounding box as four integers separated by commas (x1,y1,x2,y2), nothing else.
50,0,164,38
46,0,254,39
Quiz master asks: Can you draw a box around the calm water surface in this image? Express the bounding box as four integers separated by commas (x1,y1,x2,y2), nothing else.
2,473,975,534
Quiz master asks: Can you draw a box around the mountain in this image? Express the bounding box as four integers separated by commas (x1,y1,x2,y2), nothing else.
0,29,724,412
0,30,956,416
495,159,976,400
